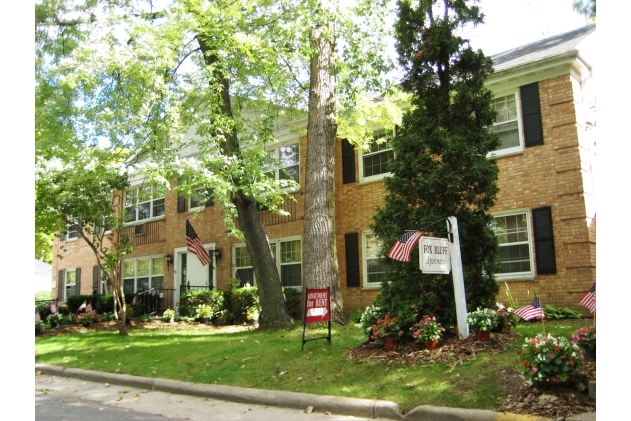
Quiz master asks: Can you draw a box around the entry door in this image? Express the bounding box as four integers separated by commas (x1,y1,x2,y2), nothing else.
182,251,212,289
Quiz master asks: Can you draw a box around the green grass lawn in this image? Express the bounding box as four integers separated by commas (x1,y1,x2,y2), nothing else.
35,319,590,413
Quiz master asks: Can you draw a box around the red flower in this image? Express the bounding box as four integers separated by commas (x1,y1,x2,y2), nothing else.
549,354,555,360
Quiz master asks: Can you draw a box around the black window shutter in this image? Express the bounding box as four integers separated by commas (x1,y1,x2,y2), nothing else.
177,177,186,213
57,270,64,301
532,207,557,274
345,232,360,287
93,266,100,294
76,268,82,296
205,188,214,207
342,139,356,184
520,83,544,147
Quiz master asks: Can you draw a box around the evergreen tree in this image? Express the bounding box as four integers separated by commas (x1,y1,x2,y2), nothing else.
371,0,500,329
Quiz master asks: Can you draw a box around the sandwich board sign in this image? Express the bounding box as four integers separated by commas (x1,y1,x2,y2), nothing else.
301,287,331,350
419,236,451,274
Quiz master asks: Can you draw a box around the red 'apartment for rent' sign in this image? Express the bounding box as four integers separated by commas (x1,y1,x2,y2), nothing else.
304,288,330,323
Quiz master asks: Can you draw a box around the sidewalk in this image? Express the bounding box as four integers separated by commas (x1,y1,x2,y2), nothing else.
35,364,593,421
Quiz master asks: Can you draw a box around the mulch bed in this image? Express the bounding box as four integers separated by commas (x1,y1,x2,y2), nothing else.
345,331,596,420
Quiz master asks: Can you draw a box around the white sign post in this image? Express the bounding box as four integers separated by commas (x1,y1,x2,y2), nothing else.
447,216,469,340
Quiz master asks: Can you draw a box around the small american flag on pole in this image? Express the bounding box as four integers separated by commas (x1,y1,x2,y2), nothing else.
86,302,93,312
186,219,210,266
50,302,57,314
387,231,423,262
79,301,87,310
579,283,596,313
514,297,545,321
35,306,41,322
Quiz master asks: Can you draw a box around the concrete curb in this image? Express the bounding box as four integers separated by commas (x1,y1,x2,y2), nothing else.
35,364,554,421
36,364,400,420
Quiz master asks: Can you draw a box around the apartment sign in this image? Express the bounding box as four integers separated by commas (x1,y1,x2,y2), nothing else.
420,237,451,274
304,288,330,323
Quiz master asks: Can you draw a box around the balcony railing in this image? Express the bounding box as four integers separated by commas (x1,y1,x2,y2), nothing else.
120,219,166,246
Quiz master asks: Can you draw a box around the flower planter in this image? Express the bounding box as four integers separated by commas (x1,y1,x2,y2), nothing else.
425,340,439,350
581,346,596,361
475,330,491,341
383,338,399,349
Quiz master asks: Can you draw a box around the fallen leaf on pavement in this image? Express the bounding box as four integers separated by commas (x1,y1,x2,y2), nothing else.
305,405,314,413
116,396,123,401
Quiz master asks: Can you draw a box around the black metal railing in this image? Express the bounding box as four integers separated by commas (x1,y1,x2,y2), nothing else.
134,288,176,316
179,283,213,294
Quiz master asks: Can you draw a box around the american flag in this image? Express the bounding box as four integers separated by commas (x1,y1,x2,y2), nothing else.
186,219,210,266
132,295,137,305
86,302,93,312
79,301,87,310
514,297,545,321
35,306,41,322
50,302,57,314
387,231,423,262
579,283,596,313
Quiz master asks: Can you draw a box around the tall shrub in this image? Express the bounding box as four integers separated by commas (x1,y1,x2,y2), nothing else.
372,0,500,329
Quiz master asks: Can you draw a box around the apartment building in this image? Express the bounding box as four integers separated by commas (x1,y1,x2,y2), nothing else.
51,25,596,316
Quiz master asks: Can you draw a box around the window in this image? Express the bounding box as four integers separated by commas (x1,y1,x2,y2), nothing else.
490,92,523,156
189,188,206,211
359,129,394,183
63,215,81,241
491,210,535,280
264,142,300,184
234,246,254,287
65,268,78,299
362,231,386,287
233,237,302,288
122,256,165,294
124,184,166,223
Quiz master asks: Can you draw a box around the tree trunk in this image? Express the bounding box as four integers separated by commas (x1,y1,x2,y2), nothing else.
110,267,129,336
235,196,293,328
197,35,293,328
304,17,347,325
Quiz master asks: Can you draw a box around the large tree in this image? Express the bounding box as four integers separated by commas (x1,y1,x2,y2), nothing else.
36,0,397,328
371,0,501,328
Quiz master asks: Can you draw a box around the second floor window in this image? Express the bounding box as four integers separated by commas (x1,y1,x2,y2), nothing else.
265,142,300,184
124,185,166,223
490,92,523,155
360,130,394,182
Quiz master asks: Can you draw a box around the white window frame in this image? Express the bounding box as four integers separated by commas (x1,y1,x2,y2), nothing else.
264,141,300,190
362,231,386,289
122,255,166,295
188,188,207,213
488,89,525,158
64,268,78,300
359,129,395,184
64,215,80,242
123,184,166,225
232,236,303,289
491,209,535,281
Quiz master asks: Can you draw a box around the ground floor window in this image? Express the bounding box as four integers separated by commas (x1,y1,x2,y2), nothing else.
122,256,165,294
362,231,386,287
65,268,78,300
491,210,534,279
233,237,302,288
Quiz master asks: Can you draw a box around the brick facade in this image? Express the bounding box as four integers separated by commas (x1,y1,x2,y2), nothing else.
51,28,596,318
